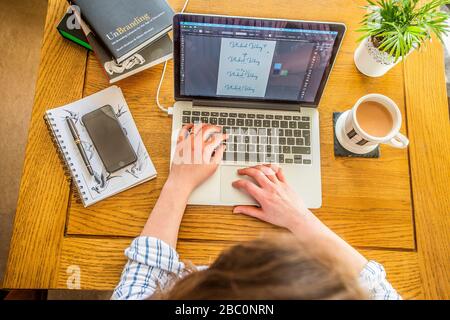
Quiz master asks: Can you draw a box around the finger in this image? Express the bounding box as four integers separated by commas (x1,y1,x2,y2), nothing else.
177,124,194,143
232,179,263,201
233,206,264,219
205,133,228,158
211,144,226,164
271,165,286,182
257,165,278,183
198,125,222,143
237,167,271,188
192,122,207,136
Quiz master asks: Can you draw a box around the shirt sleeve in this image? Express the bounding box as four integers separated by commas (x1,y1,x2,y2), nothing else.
359,260,402,300
111,236,185,300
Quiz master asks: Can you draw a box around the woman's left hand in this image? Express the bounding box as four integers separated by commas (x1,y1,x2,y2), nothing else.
168,123,228,193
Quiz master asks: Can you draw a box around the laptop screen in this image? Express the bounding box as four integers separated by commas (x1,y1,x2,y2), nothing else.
176,16,342,105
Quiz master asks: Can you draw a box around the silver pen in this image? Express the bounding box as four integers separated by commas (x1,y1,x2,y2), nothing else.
66,117,94,176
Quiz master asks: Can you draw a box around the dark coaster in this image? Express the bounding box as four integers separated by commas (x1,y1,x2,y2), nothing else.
333,112,380,158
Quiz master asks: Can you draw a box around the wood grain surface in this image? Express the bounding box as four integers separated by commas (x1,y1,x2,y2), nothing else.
3,0,449,299
66,0,414,250
2,0,87,288
404,39,450,299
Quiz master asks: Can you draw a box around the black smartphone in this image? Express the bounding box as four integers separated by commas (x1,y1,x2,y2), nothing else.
82,105,137,173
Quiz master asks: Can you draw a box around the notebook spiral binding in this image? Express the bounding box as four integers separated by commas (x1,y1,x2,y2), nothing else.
43,112,88,204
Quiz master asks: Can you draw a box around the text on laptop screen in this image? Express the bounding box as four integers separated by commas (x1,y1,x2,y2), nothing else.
179,21,338,103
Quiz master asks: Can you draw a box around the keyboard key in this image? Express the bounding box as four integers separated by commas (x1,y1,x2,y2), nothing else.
258,128,267,135
294,130,302,137
279,137,286,145
266,114,274,119
248,114,255,119
229,113,237,117
192,116,200,123
266,145,272,153
287,138,295,145
270,138,279,146
201,117,209,123
223,152,235,161
260,136,268,144
227,144,236,152
286,158,293,164
254,119,262,127
293,116,301,120
237,144,246,152
302,116,310,121
219,118,226,125
281,121,288,128
303,159,312,164
211,112,219,117
238,113,247,118
283,146,291,154
302,131,311,146
235,136,242,143
257,114,265,119
182,116,190,124
201,111,210,116
220,112,228,117
289,121,296,128
248,144,256,152
296,138,304,145
183,110,191,115
272,120,279,128
244,136,250,144
237,119,245,126
294,155,302,161
298,122,310,129
223,126,231,134
284,115,292,120
241,128,248,135
257,145,264,153
192,111,200,116
245,119,253,127
227,118,236,126
251,136,258,144
279,154,285,163
292,146,311,154
249,128,258,135
294,157,302,164
263,120,271,127
210,118,218,125
275,115,283,120
285,129,293,137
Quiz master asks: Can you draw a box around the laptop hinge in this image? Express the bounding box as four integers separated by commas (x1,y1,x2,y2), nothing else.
192,99,303,112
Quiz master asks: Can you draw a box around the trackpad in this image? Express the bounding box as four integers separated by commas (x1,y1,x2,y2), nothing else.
220,165,259,205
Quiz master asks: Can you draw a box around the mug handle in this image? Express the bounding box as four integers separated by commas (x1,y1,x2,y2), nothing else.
388,133,409,149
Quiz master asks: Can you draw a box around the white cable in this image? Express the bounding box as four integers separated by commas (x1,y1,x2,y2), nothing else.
156,0,190,115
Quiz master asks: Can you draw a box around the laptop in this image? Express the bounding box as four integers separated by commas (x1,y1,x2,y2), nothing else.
170,13,346,208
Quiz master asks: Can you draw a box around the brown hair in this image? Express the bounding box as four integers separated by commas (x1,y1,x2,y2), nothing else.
157,235,367,300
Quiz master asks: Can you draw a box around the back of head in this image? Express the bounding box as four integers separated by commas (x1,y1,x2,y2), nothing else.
161,235,367,300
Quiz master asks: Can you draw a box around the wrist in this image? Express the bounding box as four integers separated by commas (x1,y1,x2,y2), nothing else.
164,176,194,198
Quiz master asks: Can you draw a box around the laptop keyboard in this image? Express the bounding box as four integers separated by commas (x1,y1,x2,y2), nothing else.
181,110,312,165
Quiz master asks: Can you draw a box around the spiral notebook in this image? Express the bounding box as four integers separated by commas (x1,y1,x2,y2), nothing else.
44,86,157,207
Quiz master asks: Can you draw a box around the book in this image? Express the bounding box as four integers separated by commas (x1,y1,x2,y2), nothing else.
70,0,174,64
72,8,173,84
57,9,92,50
43,86,157,207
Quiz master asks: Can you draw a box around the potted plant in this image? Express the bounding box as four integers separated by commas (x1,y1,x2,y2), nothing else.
355,0,450,77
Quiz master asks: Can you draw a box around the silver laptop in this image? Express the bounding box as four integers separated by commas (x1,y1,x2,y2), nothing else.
170,14,346,208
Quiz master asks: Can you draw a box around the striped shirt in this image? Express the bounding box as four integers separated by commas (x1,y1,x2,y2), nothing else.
111,236,402,300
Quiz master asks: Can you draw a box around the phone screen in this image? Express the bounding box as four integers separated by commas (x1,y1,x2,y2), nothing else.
82,105,137,173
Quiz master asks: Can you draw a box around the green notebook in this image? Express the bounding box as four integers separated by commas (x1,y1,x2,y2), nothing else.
56,9,92,51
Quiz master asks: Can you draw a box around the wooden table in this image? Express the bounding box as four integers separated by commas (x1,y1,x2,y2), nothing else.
3,0,449,299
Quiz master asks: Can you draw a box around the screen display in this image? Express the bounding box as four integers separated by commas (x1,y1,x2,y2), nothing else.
179,20,338,103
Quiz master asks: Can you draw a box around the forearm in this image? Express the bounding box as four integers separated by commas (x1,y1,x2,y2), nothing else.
289,211,368,277
141,177,192,248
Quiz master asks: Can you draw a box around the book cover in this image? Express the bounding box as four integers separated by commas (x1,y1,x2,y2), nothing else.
44,86,157,207
71,0,174,63
74,9,173,84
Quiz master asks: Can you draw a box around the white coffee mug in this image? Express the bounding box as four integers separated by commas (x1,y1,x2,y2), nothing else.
335,93,409,154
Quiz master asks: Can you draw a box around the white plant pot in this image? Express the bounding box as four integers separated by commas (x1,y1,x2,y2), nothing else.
354,37,403,77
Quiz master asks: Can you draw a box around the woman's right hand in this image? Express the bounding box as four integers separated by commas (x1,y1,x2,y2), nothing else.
232,164,318,233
